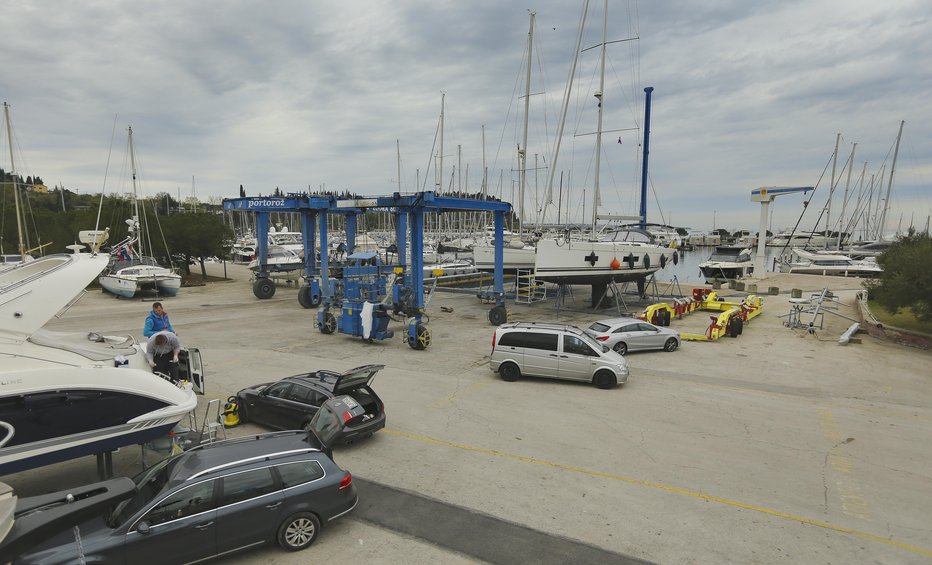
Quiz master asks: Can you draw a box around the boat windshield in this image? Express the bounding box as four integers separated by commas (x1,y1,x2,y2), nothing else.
110,457,172,526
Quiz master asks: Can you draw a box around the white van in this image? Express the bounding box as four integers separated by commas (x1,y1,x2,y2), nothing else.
490,322,629,389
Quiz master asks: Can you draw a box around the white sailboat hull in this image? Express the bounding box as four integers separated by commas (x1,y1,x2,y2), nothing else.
471,242,537,272
533,238,671,284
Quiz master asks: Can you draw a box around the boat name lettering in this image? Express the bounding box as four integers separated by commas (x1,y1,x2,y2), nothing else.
248,199,286,208
1,378,23,386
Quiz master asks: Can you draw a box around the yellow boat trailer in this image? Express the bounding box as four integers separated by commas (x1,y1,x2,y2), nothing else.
637,288,763,341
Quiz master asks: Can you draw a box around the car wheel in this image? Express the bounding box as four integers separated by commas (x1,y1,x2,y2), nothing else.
237,401,249,423
593,370,617,390
499,362,521,382
277,512,320,551
612,342,628,355
664,338,678,352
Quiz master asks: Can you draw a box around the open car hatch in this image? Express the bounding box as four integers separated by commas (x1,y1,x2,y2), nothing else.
333,364,383,395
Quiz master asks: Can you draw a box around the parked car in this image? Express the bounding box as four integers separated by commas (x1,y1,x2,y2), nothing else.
236,364,385,444
17,431,357,564
490,322,629,389
585,317,681,355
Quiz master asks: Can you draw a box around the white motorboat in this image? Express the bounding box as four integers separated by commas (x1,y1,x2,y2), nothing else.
768,230,832,248
0,252,205,475
247,244,304,273
779,247,882,277
699,246,754,281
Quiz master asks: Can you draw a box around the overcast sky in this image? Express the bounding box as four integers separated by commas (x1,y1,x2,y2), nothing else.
2,0,929,234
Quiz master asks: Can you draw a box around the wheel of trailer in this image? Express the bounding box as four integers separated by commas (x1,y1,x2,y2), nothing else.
253,278,276,299
593,370,617,390
298,285,313,308
488,305,508,326
499,362,521,382
664,338,678,352
728,318,741,338
410,324,431,350
734,317,744,335
319,312,337,335
613,341,628,356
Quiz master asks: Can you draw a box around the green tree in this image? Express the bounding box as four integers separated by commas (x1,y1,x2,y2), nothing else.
161,213,233,277
867,229,932,321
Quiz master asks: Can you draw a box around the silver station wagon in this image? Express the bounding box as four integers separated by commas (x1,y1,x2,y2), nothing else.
490,322,629,389
585,317,681,355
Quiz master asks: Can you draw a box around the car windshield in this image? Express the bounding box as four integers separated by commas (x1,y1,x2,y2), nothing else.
110,457,172,527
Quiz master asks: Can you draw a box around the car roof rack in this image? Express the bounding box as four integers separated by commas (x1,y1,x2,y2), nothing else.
501,321,587,337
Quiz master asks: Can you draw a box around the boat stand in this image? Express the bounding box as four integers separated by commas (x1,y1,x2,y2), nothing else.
782,288,860,335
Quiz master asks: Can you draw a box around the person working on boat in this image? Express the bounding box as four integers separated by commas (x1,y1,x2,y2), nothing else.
146,331,181,383
143,302,175,337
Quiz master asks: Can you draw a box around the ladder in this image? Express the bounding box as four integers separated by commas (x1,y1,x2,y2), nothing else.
198,398,226,445
514,269,546,303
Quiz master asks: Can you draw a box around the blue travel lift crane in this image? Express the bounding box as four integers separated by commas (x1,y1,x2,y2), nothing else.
223,191,512,350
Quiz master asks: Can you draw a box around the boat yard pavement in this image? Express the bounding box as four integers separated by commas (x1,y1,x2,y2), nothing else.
6,262,931,564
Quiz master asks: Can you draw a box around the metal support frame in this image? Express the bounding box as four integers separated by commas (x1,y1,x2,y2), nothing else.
224,191,513,347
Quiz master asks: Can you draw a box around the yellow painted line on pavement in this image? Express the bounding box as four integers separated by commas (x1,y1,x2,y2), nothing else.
384,428,932,558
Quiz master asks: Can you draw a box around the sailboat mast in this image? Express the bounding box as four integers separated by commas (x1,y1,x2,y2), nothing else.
878,120,905,239
591,1,607,236
396,139,402,194
128,126,142,256
639,87,654,229
438,93,445,194
837,142,856,249
518,11,535,237
3,102,27,260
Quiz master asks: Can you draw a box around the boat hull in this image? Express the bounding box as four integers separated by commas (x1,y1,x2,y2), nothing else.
532,239,669,285
471,243,536,273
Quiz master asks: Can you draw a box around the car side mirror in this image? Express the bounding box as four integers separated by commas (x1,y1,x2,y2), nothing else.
137,521,151,535
602,346,609,353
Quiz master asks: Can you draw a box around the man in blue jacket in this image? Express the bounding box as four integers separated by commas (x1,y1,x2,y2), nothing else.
143,302,175,337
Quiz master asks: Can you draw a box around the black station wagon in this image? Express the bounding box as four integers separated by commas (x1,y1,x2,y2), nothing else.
17,431,357,564
236,364,386,445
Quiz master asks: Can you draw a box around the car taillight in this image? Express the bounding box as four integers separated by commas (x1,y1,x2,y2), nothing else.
491,331,497,352
339,472,353,491
379,401,384,413
342,411,353,423
596,336,609,341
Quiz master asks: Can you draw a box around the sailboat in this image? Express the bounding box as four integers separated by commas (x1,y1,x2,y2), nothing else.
471,13,541,273
530,1,675,305
98,127,182,298
1,103,37,273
